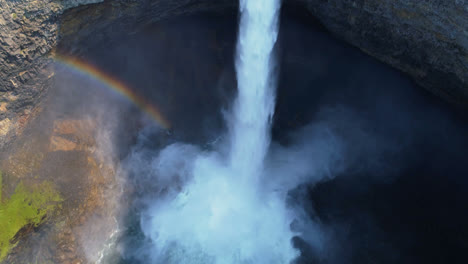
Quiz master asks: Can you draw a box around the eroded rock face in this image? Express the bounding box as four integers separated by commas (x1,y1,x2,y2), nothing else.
0,0,467,150
295,0,468,105
0,0,103,149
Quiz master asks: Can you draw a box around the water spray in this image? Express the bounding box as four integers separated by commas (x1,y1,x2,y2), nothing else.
141,0,300,263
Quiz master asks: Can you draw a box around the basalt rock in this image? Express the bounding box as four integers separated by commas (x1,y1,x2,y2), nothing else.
0,0,467,149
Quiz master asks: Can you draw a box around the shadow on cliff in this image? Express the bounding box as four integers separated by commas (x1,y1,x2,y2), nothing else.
277,6,468,264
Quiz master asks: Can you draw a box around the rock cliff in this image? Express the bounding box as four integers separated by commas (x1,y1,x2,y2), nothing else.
296,0,468,105
0,0,103,149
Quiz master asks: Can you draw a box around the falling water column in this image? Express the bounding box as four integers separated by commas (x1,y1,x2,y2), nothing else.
230,0,281,183
141,0,299,263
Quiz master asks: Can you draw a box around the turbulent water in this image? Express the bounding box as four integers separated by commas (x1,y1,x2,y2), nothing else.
140,0,299,263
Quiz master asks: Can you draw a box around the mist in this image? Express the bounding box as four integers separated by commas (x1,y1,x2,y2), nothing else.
44,4,468,264
130,0,303,262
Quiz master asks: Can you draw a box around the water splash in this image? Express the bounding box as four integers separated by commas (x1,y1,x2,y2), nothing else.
141,0,299,263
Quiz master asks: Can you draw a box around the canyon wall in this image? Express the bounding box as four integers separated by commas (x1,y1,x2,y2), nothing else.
296,0,468,105
0,0,467,149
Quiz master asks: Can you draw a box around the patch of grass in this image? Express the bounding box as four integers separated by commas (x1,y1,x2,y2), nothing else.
0,174,62,262
0,170,2,202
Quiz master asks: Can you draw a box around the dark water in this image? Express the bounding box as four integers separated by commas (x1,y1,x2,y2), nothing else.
60,7,468,264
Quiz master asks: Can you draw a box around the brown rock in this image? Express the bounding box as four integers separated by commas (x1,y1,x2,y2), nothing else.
49,135,78,152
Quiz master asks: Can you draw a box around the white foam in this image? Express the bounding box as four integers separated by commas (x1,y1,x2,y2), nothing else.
141,1,301,263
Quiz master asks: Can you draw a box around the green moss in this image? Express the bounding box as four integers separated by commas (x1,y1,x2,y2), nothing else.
0,170,2,202
0,177,62,262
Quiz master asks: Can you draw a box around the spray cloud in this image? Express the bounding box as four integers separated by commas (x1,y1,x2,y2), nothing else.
137,0,310,263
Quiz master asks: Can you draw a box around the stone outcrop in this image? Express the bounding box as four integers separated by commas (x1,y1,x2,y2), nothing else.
0,0,467,150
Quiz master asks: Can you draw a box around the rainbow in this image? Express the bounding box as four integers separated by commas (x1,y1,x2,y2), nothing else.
53,54,171,129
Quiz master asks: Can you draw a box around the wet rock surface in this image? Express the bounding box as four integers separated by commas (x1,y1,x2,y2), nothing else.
294,0,468,106
0,113,119,263
0,13,233,261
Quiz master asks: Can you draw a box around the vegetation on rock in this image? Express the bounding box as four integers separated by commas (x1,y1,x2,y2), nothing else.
0,170,62,262
0,171,2,203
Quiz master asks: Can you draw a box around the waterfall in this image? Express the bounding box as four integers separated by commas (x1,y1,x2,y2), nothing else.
230,0,280,184
141,1,299,263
